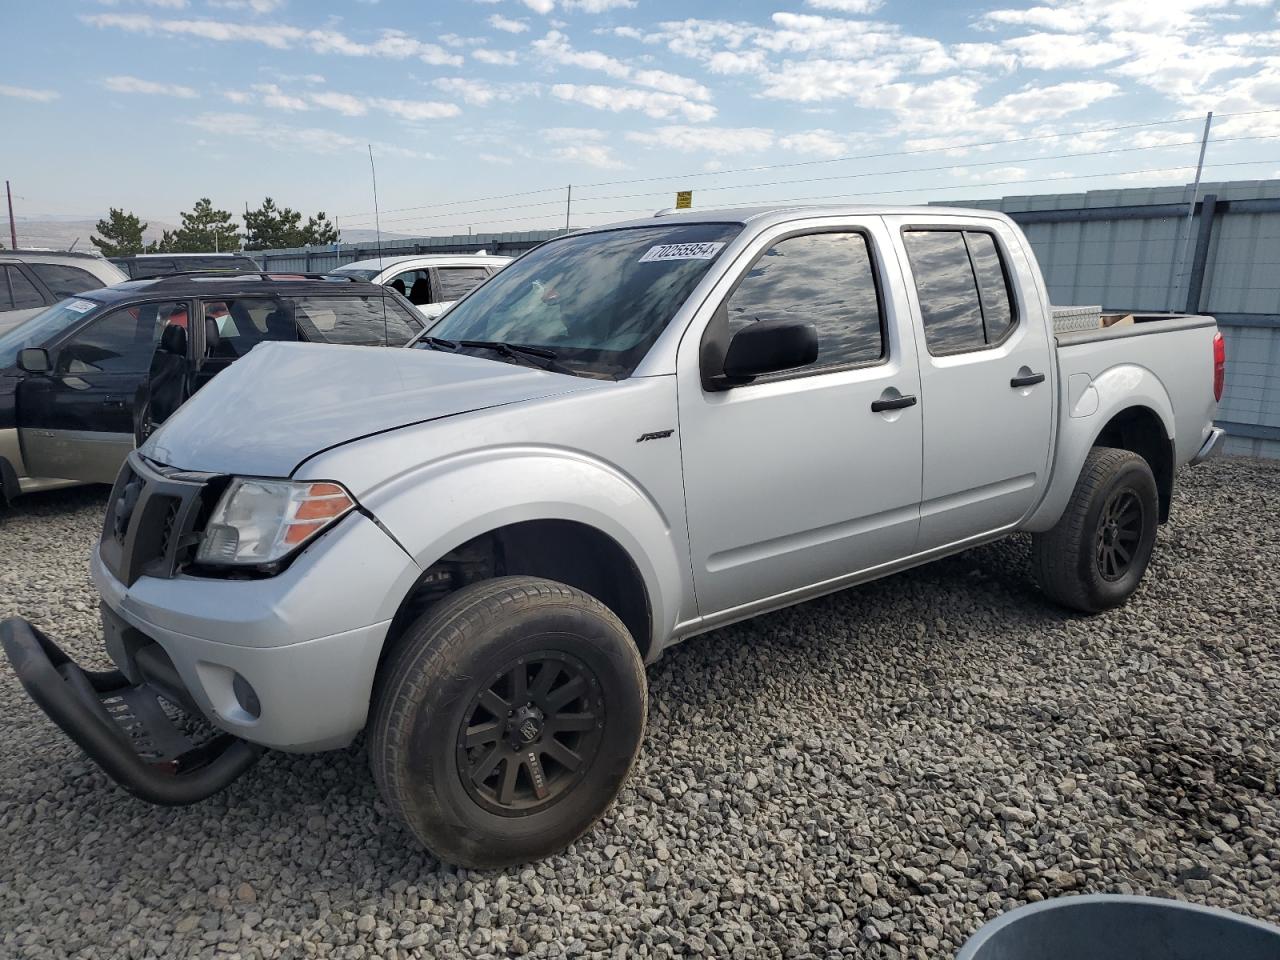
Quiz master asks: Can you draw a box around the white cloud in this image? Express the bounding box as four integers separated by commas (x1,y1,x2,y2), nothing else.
187,111,436,159
522,0,555,13
473,48,519,65
778,129,852,158
534,30,712,100
82,14,464,66
543,126,608,141
551,83,716,121
541,130,632,171
758,59,888,102
626,125,774,153
561,0,636,10
252,82,307,110
488,14,529,33
804,0,883,12
94,0,187,7
706,49,768,75
0,84,60,102
208,0,285,12
309,90,366,116
549,143,624,168
234,85,461,121
1005,32,1129,69
373,97,461,121
986,81,1121,123
103,74,198,98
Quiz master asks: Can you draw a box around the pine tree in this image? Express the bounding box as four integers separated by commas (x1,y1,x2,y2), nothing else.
167,198,239,253
244,198,340,249
305,212,340,246
91,208,148,256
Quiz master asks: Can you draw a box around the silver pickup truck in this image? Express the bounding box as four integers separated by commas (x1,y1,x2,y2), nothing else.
2,205,1224,867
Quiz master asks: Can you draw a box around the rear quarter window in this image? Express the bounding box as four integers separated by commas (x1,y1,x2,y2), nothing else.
293,295,423,346
29,263,106,298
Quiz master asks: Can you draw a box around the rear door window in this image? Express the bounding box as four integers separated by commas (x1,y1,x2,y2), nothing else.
902,229,1017,356
200,298,298,361
436,267,490,301
3,266,45,310
29,263,106,298
293,295,423,346
388,269,432,305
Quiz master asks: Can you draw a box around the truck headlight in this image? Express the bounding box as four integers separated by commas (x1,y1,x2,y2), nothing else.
196,479,356,566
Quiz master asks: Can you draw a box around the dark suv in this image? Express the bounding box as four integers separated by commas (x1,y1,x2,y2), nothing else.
0,273,424,501
109,254,263,280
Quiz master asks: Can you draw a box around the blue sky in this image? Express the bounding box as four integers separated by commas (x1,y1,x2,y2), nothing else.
3,0,1279,239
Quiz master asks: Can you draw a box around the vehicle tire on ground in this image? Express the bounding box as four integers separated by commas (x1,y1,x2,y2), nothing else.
368,576,647,868
1032,446,1160,613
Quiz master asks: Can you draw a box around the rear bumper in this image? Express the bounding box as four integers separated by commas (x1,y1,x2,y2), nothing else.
1191,426,1226,465
0,617,261,805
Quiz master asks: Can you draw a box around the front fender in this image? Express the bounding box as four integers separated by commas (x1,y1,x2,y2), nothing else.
1024,362,1175,533
353,446,684,654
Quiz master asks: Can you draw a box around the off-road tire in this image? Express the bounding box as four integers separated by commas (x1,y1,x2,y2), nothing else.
1032,446,1159,613
368,576,647,868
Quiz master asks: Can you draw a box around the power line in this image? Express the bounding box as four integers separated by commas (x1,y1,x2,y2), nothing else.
332,107,1280,224
342,135,1278,233
365,156,1280,235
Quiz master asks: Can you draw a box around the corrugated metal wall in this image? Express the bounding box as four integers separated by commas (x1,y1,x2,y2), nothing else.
940,179,1280,459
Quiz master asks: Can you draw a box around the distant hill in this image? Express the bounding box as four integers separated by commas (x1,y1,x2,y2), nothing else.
4,216,178,253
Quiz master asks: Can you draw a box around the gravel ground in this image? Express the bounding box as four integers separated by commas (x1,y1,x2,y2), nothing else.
1,456,1278,960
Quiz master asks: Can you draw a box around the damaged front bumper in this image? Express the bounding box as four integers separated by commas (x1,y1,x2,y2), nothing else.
0,616,262,806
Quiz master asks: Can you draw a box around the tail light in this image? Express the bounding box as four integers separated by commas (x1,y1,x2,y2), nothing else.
1212,331,1225,403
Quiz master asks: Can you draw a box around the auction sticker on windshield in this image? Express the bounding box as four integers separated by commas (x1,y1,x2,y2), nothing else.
67,299,96,313
638,242,725,263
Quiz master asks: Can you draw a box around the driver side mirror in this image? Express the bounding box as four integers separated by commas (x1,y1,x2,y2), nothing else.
707,320,818,389
17,347,50,374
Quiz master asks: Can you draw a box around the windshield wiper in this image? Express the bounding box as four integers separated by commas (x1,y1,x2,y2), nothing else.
458,340,575,375
417,336,459,351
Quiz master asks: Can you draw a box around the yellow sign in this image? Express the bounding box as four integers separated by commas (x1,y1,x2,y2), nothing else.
675,190,693,209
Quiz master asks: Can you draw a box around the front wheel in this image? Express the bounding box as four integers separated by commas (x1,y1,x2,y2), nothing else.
368,576,647,868
1032,447,1159,613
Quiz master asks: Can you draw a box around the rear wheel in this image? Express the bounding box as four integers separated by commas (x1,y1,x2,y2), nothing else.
1032,447,1159,613
368,576,646,868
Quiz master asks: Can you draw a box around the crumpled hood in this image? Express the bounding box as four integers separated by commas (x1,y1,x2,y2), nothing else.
143,341,603,476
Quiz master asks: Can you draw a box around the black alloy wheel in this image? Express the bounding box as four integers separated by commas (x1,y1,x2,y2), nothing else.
1095,487,1144,581
457,651,605,816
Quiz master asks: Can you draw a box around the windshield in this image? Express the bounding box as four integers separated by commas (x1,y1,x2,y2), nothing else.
0,296,103,369
425,223,740,378
331,267,380,281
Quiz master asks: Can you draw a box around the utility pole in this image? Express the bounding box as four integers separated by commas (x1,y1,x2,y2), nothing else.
5,180,16,249
1173,111,1213,309
565,184,572,231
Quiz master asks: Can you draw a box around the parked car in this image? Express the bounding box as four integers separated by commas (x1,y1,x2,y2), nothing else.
0,250,128,335
109,253,263,280
330,252,510,319
2,206,1224,869
0,273,423,500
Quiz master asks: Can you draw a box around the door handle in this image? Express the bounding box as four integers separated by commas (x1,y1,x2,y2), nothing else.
871,394,918,413
1010,372,1046,388
102,397,126,409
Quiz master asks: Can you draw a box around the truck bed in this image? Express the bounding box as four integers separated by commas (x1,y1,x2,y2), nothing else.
1054,312,1215,347
1055,313,1219,467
